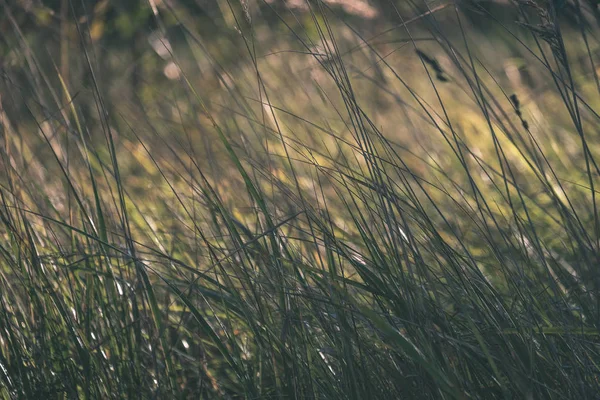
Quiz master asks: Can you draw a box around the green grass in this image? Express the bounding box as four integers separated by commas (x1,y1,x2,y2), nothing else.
1,0,600,398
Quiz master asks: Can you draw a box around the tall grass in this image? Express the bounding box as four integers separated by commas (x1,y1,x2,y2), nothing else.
1,0,600,398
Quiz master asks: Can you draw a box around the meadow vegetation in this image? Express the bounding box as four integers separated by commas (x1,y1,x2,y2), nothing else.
1,0,600,398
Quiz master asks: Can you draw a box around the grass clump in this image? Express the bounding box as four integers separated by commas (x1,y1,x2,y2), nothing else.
1,0,600,398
